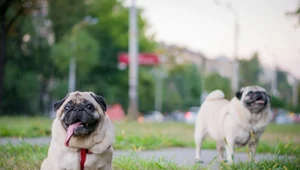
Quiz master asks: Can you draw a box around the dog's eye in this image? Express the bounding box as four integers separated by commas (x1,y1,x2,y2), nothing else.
86,104,94,110
65,106,70,111
247,91,253,96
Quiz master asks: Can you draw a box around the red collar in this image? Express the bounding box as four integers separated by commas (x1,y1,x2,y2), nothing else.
80,149,93,170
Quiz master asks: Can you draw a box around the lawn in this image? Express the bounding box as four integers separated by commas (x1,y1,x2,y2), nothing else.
0,116,299,153
0,116,299,169
0,143,299,170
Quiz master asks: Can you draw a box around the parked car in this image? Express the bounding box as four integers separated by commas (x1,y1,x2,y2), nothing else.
144,111,165,123
275,113,293,124
185,106,200,124
165,110,185,122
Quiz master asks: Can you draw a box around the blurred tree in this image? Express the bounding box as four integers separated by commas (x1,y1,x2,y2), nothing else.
163,80,184,113
48,0,86,42
77,0,156,112
286,5,300,24
164,63,202,112
276,70,292,103
270,96,286,109
204,73,232,99
51,28,99,77
0,0,38,114
1,0,56,115
238,52,261,88
45,0,89,111
138,68,155,113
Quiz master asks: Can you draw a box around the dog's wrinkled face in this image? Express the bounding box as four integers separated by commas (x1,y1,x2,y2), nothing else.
236,86,270,114
54,91,107,137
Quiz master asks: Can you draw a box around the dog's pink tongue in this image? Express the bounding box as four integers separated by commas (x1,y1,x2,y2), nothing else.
255,100,265,104
65,122,82,147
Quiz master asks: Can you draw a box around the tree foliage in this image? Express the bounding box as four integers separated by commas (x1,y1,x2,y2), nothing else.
48,0,86,42
1,0,158,115
204,73,232,99
1,0,297,116
238,52,261,87
51,29,99,76
0,0,40,114
163,63,202,112
276,70,292,103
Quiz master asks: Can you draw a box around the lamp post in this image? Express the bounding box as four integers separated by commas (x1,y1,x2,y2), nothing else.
128,0,139,120
214,0,240,92
68,16,98,93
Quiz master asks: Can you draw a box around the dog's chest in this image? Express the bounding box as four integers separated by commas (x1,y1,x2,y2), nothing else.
60,151,103,170
234,129,263,147
234,130,253,147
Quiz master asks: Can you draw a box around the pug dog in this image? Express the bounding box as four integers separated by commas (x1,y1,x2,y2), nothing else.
194,86,271,163
41,91,114,170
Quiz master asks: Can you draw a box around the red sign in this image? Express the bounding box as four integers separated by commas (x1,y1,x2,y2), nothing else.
118,53,160,66
106,104,125,121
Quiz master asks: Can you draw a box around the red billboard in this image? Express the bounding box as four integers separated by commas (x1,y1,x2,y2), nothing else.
118,53,160,66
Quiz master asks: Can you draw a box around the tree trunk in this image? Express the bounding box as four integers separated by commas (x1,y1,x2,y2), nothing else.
0,10,6,114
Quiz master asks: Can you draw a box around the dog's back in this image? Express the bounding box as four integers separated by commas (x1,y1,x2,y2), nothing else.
200,90,228,118
195,90,229,138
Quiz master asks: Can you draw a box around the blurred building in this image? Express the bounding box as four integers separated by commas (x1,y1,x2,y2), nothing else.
159,42,234,79
204,56,234,78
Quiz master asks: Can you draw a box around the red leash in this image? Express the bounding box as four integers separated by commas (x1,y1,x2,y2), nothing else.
80,149,93,170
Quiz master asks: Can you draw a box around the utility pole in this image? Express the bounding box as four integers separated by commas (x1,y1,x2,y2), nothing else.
128,0,139,120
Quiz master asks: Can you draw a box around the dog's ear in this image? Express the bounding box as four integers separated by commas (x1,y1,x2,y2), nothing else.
90,92,107,112
54,94,70,111
235,88,244,100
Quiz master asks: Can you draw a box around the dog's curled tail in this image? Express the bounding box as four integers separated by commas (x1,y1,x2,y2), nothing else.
205,90,225,100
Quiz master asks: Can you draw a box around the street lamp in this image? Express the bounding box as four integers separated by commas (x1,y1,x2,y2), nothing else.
128,0,139,120
68,16,98,92
214,0,240,92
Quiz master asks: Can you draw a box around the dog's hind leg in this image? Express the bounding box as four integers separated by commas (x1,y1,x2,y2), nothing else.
216,140,225,161
194,124,207,163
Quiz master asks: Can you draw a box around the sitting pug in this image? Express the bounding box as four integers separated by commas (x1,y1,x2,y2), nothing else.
41,91,114,170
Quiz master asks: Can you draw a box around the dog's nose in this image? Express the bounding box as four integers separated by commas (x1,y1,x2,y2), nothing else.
73,107,83,111
254,92,265,100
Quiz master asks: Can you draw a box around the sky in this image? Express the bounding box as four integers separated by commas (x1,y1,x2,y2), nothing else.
125,0,300,79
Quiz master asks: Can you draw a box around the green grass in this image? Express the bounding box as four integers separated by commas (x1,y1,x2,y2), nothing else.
0,143,298,170
114,121,300,156
0,116,52,137
262,123,300,144
0,117,299,155
114,121,197,150
0,143,48,170
220,158,300,170
0,143,201,170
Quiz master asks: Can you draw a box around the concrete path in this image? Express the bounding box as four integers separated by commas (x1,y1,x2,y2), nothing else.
0,137,278,166
0,137,51,145
115,147,276,166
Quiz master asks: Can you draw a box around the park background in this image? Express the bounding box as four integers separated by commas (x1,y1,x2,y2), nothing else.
0,0,300,169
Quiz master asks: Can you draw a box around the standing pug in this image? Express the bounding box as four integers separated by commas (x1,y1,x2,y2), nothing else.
194,86,271,163
41,91,114,170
